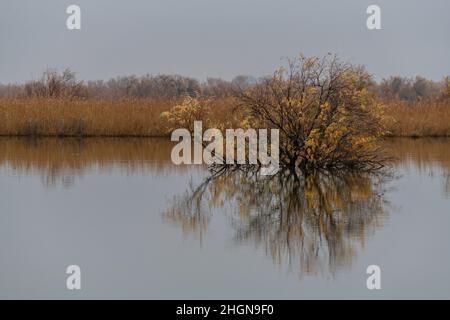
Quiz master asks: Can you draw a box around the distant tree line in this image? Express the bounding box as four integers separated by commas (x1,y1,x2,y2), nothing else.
375,76,448,101
0,69,256,99
0,68,449,101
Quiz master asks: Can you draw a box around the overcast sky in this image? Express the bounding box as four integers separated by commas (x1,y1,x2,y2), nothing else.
1,0,449,83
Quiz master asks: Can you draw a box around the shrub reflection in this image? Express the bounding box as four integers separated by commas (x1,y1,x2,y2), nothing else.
164,168,391,276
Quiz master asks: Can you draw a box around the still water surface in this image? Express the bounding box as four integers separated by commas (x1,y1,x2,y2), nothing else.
0,137,449,299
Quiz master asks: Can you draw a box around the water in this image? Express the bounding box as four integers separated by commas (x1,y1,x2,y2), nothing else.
0,137,449,299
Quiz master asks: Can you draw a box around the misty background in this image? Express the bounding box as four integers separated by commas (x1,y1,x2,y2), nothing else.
1,0,449,83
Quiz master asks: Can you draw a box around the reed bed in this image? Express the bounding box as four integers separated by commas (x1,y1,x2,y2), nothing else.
384,100,450,137
0,97,174,137
0,97,449,138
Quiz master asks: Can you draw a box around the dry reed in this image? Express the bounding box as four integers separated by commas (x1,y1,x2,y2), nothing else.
0,97,174,137
0,97,449,138
384,100,450,137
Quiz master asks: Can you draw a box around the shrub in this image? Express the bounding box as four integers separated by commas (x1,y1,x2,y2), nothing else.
160,96,210,133
238,54,388,171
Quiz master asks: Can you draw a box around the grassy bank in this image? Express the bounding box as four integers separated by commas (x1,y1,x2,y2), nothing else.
0,97,449,137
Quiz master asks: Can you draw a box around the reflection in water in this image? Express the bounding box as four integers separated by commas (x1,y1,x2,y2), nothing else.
1,137,449,278
164,138,450,276
164,169,391,276
0,137,182,188
385,138,450,198
2,137,448,191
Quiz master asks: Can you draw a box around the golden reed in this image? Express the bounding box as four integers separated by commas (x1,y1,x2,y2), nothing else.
0,96,449,137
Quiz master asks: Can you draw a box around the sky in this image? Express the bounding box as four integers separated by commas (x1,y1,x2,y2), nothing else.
1,0,449,83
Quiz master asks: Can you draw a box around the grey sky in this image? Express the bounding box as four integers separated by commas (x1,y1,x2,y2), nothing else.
1,0,449,83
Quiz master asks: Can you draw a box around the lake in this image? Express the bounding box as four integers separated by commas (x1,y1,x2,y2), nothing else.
0,137,449,299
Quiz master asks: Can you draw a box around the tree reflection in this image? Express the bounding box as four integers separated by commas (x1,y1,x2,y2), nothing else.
164,168,391,277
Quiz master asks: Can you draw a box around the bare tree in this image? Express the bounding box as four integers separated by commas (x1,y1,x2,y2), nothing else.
24,68,87,98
